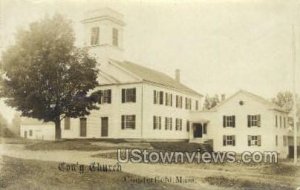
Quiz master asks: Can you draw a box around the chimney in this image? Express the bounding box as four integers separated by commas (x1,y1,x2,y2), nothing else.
175,69,180,82
221,94,226,101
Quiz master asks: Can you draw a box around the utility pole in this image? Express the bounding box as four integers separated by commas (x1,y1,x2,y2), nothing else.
292,25,298,165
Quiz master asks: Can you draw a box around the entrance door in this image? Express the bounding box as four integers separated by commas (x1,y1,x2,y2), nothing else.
193,124,202,138
101,117,108,137
80,118,87,137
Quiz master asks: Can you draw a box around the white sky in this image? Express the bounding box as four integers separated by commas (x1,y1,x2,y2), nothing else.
0,0,300,123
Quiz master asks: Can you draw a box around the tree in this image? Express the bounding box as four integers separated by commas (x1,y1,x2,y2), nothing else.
10,113,21,136
0,14,99,140
272,91,294,112
203,94,221,110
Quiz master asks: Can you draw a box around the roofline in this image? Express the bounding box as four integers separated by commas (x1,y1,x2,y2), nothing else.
210,89,288,113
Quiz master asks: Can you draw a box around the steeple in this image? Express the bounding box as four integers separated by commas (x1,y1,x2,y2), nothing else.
82,8,125,65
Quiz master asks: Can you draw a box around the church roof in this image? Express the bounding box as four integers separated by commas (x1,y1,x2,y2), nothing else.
112,60,203,97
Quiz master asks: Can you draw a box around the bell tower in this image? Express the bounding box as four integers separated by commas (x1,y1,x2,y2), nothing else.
82,8,125,65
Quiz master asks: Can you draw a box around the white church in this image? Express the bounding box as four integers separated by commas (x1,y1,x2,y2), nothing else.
20,8,297,158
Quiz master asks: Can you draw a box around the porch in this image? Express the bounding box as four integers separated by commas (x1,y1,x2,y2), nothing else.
189,119,211,144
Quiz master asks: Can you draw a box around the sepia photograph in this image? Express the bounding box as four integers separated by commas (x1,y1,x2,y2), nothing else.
0,0,299,189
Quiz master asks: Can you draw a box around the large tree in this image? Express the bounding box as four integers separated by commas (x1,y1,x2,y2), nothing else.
0,14,99,140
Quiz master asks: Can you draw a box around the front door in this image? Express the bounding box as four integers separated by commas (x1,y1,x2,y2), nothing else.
193,123,202,138
101,117,108,137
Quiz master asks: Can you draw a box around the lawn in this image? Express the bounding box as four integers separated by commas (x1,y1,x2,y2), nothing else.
24,139,209,152
0,156,189,190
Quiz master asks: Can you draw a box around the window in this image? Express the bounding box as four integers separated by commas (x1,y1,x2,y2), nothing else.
247,115,261,127
99,89,111,104
165,93,173,106
121,115,136,129
203,123,207,134
90,27,99,45
80,118,87,137
275,135,278,146
64,117,70,130
275,115,278,127
185,98,191,110
195,100,199,110
186,120,190,132
153,116,162,130
122,88,136,103
223,135,235,146
279,116,282,128
165,117,172,130
175,118,182,131
223,116,235,128
153,90,164,105
29,130,33,136
176,95,183,108
248,135,261,146
112,28,119,46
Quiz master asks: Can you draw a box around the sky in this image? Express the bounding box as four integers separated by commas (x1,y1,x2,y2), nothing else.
0,0,300,123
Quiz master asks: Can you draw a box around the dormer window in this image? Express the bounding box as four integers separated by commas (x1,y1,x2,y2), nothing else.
91,27,99,45
112,28,119,46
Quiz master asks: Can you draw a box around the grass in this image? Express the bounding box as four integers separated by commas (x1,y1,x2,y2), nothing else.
24,139,209,153
0,156,189,190
203,176,293,190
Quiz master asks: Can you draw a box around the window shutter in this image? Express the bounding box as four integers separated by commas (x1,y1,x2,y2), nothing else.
223,116,226,128
248,135,251,146
153,90,156,104
132,88,136,102
247,115,250,128
165,118,167,130
99,90,103,104
233,136,236,146
258,136,261,146
159,117,162,129
160,91,164,105
108,90,111,103
122,89,125,103
133,115,136,129
233,116,236,128
258,115,261,127
153,116,155,129
121,116,125,129
170,94,173,106
223,135,226,146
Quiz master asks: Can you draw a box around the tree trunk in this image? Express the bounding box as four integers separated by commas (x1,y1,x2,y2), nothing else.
55,118,61,140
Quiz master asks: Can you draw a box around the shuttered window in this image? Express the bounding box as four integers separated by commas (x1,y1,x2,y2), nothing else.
165,117,172,130
175,118,182,131
99,89,111,104
176,95,183,108
247,115,261,127
122,88,136,103
223,116,235,128
153,116,162,130
247,135,261,146
121,115,136,129
223,135,236,146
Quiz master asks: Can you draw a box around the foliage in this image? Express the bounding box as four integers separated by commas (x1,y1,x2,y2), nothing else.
0,14,99,139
